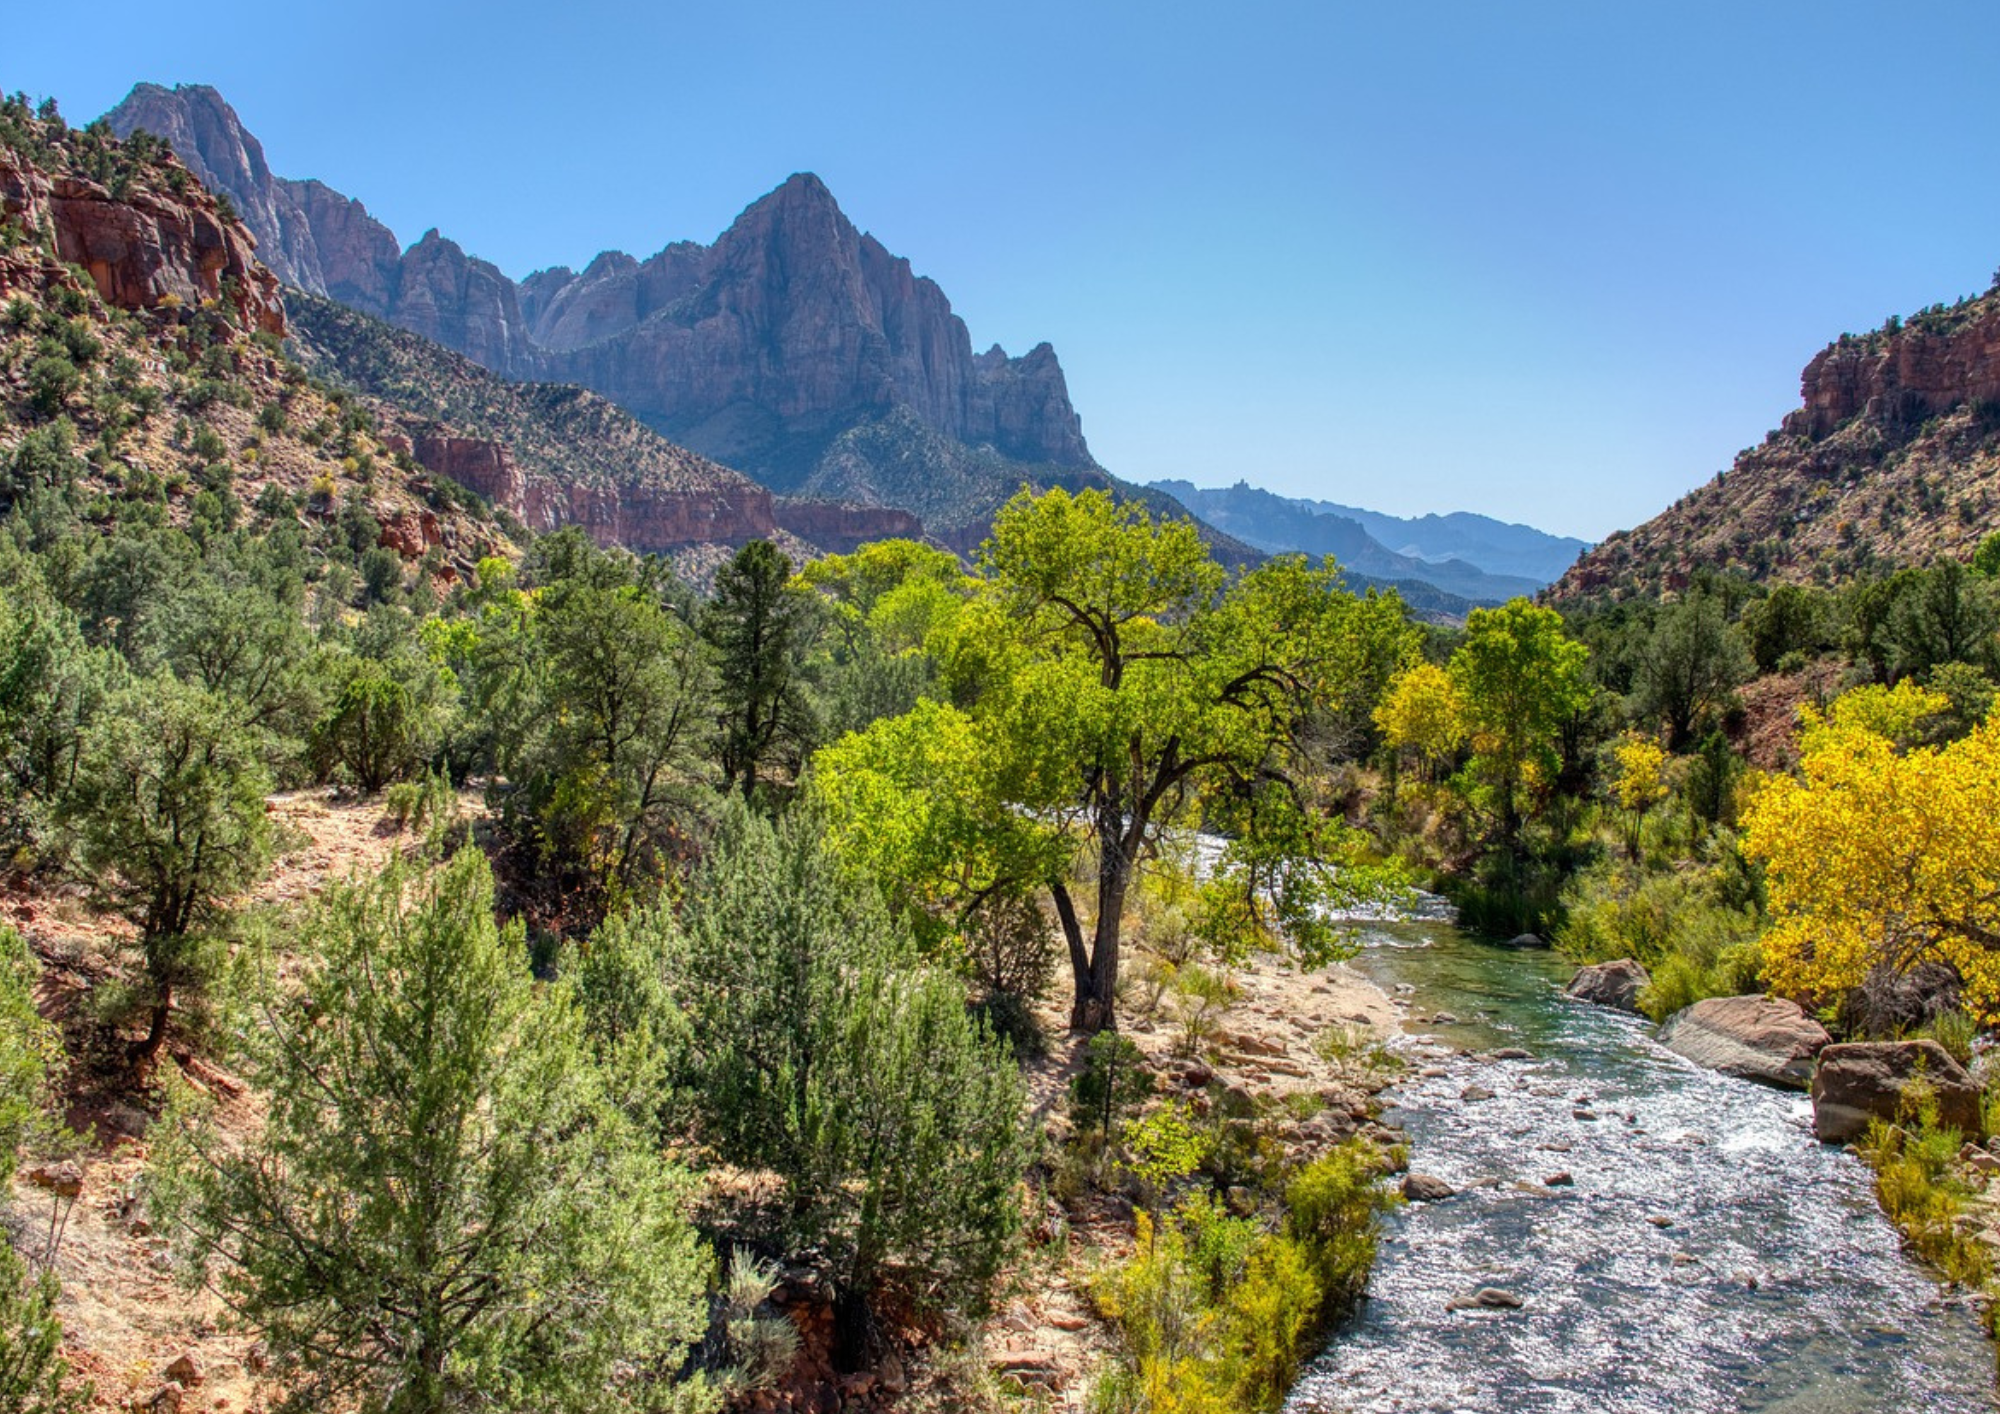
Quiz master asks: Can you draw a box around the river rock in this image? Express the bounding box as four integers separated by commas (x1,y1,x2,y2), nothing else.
1448,1287,1525,1310
1491,1047,1534,1061
1500,933,1548,950
1810,1040,1981,1144
1542,1171,1574,1187
1566,959,1651,1013
1402,1173,1455,1202
1655,995,1830,1090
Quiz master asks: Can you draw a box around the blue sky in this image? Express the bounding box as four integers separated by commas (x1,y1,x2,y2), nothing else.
13,1,1999,539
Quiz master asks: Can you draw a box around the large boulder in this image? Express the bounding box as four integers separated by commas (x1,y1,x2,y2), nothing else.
1566,959,1651,1013
1810,1040,1983,1144
1655,995,1830,1090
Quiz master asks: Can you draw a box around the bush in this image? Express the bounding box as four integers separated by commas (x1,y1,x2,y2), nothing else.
24,355,77,417
668,803,1030,1324
1554,857,1763,1021
1089,1142,1396,1414
153,851,711,1414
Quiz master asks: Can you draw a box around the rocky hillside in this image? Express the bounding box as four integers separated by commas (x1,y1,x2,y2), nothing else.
105,84,1117,539
1551,289,2000,602
0,101,513,573
286,292,919,557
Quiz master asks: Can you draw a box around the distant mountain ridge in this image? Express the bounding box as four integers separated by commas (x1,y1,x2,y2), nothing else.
1151,480,1581,601
104,83,1115,539
1551,285,2000,602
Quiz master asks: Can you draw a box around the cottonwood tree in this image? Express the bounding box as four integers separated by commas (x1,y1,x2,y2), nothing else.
68,678,273,1065
1447,599,1592,851
1743,681,2000,1017
156,851,710,1414
835,487,1415,1032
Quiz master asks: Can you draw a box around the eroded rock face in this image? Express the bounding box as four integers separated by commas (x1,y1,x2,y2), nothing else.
1786,309,2000,442
0,146,283,335
410,432,786,552
1656,995,1830,1091
1811,1040,1982,1144
772,498,923,552
1566,959,1652,1014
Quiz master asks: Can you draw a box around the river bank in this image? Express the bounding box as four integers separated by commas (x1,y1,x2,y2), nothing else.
911,948,1412,1410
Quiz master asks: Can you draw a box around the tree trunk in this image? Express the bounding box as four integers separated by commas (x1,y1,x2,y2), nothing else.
1069,829,1134,1033
130,986,171,1068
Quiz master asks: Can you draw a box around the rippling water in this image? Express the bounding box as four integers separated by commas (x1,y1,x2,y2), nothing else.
1286,919,1998,1414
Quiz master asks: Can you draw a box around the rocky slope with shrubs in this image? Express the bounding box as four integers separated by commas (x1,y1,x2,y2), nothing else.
0,100,517,578
1554,287,2000,603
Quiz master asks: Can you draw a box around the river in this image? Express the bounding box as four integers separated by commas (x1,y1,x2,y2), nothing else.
1285,911,1998,1414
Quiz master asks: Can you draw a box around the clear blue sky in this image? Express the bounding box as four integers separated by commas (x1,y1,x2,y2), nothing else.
13,1,1999,540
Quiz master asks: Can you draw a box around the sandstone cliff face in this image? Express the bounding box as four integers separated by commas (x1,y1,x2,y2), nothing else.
407,430,784,553
0,144,283,335
280,177,401,314
101,86,1100,532
104,82,323,289
393,230,541,378
1785,305,2000,441
107,87,539,378
771,498,924,553
552,175,1092,478
1551,290,2000,601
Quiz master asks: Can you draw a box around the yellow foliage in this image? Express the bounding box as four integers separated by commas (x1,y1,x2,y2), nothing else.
1374,662,1463,774
1611,734,1669,813
1819,680,1950,747
1741,706,2000,1018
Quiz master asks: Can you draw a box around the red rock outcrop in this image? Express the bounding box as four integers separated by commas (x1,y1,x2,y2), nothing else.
1784,305,2000,441
0,145,282,335
772,499,923,552
412,435,526,509
410,430,785,553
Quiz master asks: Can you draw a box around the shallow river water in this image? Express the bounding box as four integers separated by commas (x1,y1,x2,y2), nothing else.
1285,913,1998,1414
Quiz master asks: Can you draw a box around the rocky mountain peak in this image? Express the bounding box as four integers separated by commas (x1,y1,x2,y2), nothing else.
101,84,1104,535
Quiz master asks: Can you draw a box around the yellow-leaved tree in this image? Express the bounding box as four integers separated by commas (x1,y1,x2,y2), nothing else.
1374,661,1464,783
1741,682,2000,1018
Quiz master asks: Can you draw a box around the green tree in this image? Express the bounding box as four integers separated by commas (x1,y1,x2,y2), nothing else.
1889,560,1997,680
1742,583,1827,672
68,678,273,1064
667,803,1028,1322
155,851,709,1414
703,540,820,802
962,488,1415,1030
311,655,445,791
0,583,124,855
1448,598,1592,848
1633,589,1749,750
510,575,710,923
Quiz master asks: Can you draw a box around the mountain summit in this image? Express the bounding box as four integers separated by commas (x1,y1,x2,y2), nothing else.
104,83,1104,538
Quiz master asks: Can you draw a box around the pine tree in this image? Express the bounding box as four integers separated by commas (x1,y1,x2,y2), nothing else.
155,851,710,1414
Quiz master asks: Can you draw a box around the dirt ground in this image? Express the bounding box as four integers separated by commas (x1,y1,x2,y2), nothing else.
8,789,1409,1412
